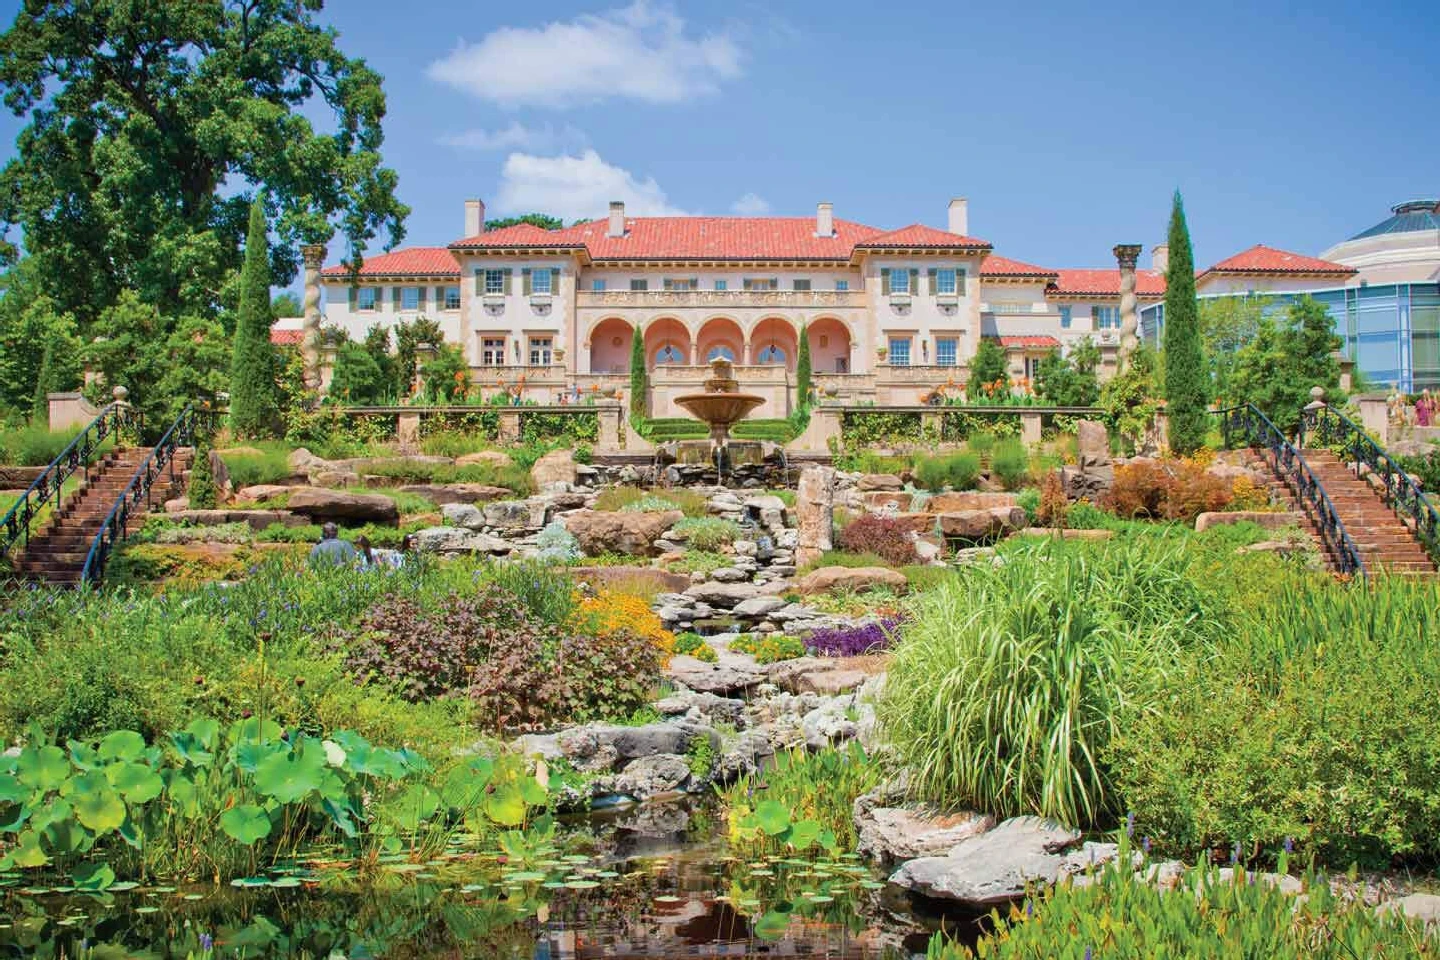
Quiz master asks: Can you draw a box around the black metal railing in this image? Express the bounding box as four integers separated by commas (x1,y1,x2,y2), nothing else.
1300,403,1440,565
1218,403,1367,579
78,405,208,586
0,402,140,560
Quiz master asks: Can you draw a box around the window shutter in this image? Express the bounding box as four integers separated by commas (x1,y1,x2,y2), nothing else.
417,287,427,310
391,286,401,308
551,267,560,291
521,267,532,296
957,269,967,295
474,271,482,295
348,287,357,310
503,268,513,294
690,277,699,290
910,268,919,295
881,268,891,295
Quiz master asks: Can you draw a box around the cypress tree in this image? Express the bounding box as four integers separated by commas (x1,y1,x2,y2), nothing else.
970,338,1009,396
796,323,812,409
628,326,647,418
228,196,281,437
188,437,218,509
1161,190,1208,454
31,334,57,422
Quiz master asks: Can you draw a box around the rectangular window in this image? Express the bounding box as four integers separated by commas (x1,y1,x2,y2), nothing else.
591,279,606,292
888,337,911,366
663,277,697,291
936,268,957,295
935,337,957,366
531,269,552,295
529,337,553,366
1025,356,1041,380
356,287,377,311
630,279,649,291
743,278,779,291
793,279,811,291
443,286,461,310
835,279,849,292
714,279,728,291
890,270,910,295
484,269,505,295
1094,305,1120,329
481,337,506,365
990,301,1030,315
1059,305,1073,329
400,286,419,310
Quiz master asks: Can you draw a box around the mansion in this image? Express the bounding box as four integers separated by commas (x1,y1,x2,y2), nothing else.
286,194,1408,415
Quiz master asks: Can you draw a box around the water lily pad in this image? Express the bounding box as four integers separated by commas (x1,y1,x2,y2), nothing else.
654,895,682,903
268,877,302,888
502,871,547,883
230,877,271,888
564,880,599,889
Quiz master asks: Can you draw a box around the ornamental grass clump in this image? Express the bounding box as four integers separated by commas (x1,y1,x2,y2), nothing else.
670,516,742,551
878,539,1217,827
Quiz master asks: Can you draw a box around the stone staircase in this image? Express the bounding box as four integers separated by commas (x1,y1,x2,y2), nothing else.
1300,449,1437,577
9,448,191,585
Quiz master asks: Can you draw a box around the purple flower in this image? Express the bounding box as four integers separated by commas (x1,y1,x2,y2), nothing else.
805,617,904,658
1142,836,1151,855
200,933,214,951
1231,841,1241,865
1283,837,1293,854
1125,811,1135,838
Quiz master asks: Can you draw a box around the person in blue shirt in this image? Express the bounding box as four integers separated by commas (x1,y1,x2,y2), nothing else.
309,522,357,568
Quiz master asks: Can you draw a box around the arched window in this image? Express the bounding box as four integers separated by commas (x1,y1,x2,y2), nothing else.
654,344,684,365
706,346,736,362
757,344,787,365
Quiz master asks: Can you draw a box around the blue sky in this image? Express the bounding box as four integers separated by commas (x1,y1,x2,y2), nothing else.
1,0,1437,286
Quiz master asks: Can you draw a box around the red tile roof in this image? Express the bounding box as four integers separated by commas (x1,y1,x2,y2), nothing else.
320,247,459,278
450,217,989,260
980,254,1058,279
270,327,304,346
853,223,991,251
988,335,1062,349
1050,268,1167,298
1199,244,1356,277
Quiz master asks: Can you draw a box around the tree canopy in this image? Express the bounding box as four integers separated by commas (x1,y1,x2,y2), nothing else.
484,213,564,232
1034,337,1100,407
0,0,408,325
1230,296,1342,432
969,339,1009,395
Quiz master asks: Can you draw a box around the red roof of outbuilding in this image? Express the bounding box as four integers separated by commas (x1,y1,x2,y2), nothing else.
853,223,991,251
986,335,1062,348
1199,244,1355,278
270,327,304,346
320,247,460,278
980,254,1058,279
1050,268,1167,298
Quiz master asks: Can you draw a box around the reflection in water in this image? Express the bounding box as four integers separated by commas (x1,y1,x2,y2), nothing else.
0,801,977,958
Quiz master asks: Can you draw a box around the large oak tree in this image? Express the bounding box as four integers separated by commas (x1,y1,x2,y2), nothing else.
0,0,409,328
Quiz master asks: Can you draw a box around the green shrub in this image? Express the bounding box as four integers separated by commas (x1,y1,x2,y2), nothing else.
1113,576,1440,867
1016,487,1040,525
187,442,217,509
879,540,1219,826
965,431,996,459
914,451,981,492
594,485,707,517
730,632,805,664
932,853,1435,958
671,516,741,551
219,442,293,488
990,438,1030,490
664,550,731,577
0,422,96,466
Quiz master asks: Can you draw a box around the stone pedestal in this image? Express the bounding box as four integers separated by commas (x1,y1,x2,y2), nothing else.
397,412,420,450
497,410,521,444
791,406,843,454
1356,394,1389,444
921,409,943,438
596,402,623,451
300,244,327,393
796,466,835,568
1020,411,1042,447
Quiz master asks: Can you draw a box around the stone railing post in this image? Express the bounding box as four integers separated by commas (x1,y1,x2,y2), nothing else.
397,411,421,450
596,401,622,452
497,409,521,444
1020,410,1043,447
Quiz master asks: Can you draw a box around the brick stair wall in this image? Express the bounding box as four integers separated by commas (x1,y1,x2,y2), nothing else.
10,448,193,585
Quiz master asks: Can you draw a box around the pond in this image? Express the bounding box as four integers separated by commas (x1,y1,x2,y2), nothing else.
0,801,978,959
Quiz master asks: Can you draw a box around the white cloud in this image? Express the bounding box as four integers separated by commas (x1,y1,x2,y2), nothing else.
730,192,770,215
495,150,689,221
428,1,743,108
440,121,586,153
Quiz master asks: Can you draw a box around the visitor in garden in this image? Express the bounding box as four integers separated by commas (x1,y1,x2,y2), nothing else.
353,534,376,568
1418,389,1434,427
308,523,357,568
366,534,411,569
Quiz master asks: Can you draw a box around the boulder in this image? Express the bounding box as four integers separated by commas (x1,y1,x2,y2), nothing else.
683,580,765,608
857,474,904,492
795,466,836,568
938,506,1026,542
766,657,873,696
731,596,787,619
889,816,1085,907
268,487,400,524
557,721,716,764
801,695,872,749
287,447,329,474
440,503,485,530
233,484,295,503
164,497,189,513
925,491,1019,512
456,450,514,469
397,483,514,506
308,468,360,489
795,566,907,596
564,509,685,558
667,656,765,696
485,498,543,533
862,491,915,512
1378,893,1440,927
410,526,512,555
530,448,577,488
614,754,693,799
1076,420,1111,467
857,807,996,866
1194,510,1304,533
166,508,305,531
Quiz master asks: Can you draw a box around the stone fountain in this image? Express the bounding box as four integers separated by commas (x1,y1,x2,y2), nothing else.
657,358,788,486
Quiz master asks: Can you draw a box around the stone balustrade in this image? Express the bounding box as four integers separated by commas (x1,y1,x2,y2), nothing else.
577,289,867,310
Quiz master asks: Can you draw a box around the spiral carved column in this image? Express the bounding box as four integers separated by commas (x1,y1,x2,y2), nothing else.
1113,243,1142,374
300,244,327,393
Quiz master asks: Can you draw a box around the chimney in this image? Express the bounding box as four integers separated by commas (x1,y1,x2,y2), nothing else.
1151,243,1169,274
464,199,485,237
815,201,834,238
948,197,968,236
608,200,626,238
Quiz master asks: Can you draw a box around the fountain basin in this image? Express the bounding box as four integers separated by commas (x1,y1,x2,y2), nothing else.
673,392,766,441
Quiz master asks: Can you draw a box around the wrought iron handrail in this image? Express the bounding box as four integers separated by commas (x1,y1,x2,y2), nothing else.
78,405,207,586
0,402,139,560
1300,403,1440,564
1216,403,1368,579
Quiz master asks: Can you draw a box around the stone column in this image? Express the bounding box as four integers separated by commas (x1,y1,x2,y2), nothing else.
497,410,521,444
1113,244,1142,374
1020,411,1043,447
795,466,835,568
397,412,421,450
596,401,622,452
300,244,327,393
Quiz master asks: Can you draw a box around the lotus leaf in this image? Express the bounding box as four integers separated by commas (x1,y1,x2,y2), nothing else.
72,862,115,891
229,717,283,745
71,779,127,834
0,801,30,832
787,819,822,851
16,745,70,793
753,800,791,837
0,773,28,805
520,776,548,807
388,784,440,832
105,762,164,804
185,717,220,749
7,829,48,868
484,784,527,827
168,732,214,768
219,804,272,845
321,797,358,838
253,743,326,804
164,773,200,818
66,740,101,771
754,909,793,940
97,730,145,763
233,737,284,774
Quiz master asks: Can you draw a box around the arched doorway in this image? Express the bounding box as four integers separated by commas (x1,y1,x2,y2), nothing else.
750,317,798,370
697,317,744,366
643,317,692,369
807,316,853,374
588,317,632,374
